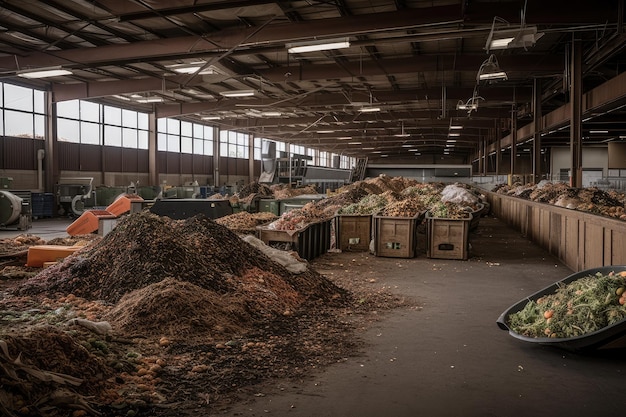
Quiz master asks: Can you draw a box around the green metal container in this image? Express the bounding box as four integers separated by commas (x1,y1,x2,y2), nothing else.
259,199,279,216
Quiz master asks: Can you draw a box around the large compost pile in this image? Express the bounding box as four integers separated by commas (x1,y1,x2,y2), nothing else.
1,211,365,417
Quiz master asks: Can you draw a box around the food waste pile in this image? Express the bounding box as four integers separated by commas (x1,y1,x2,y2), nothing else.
493,181,626,220
0,212,408,417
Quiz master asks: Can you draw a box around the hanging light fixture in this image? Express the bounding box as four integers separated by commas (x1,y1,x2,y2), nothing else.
394,122,410,137
477,54,508,82
484,3,544,53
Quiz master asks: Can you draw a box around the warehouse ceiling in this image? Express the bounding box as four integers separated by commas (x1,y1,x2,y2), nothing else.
0,0,625,163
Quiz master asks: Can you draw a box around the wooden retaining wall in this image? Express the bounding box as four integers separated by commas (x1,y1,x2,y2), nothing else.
487,192,626,272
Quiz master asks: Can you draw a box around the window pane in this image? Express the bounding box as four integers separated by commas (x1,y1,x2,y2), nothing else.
193,138,203,154
157,132,167,151
122,128,138,148
81,101,100,123
167,134,180,152
0,110,4,135
204,139,213,156
181,136,192,154
193,123,203,139
57,118,80,142
80,121,100,145
57,100,79,119
122,109,137,128
167,118,180,135
181,121,192,137
204,125,213,140
5,84,32,111
104,125,122,147
138,130,148,149
220,142,228,157
5,110,33,137
34,90,44,114
157,118,166,133
138,112,149,130
254,148,261,160
104,106,122,125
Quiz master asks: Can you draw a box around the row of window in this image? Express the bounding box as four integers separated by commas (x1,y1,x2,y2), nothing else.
0,82,355,168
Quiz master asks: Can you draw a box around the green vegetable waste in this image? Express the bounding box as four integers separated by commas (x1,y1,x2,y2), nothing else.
508,271,626,339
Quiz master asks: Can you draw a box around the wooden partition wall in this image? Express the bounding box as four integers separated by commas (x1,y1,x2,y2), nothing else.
487,192,626,272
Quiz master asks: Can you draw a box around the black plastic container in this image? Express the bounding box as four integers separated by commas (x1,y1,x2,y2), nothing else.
497,265,626,351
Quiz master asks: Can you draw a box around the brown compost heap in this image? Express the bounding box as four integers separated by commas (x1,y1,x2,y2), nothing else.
1,211,354,417
17,211,345,309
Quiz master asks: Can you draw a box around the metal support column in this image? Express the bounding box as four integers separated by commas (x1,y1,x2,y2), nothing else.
532,78,543,183
570,38,583,187
478,129,485,175
495,119,501,176
148,113,158,186
213,126,220,188
510,106,517,181
483,129,489,175
249,135,255,183
45,92,58,192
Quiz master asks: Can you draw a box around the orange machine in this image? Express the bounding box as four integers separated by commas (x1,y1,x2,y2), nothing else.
106,193,144,216
65,193,143,236
26,245,84,267
66,209,117,236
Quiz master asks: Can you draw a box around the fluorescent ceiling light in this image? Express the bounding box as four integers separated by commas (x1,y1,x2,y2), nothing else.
401,144,414,147
360,106,381,113
17,66,72,78
477,54,507,82
113,95,131,101
362,147,375,150
394,133,411,137
456,102,478,111
485,24,544,52
201,116,222,120
590,130,608,134
491,37,515,49
287,37,350,53
262,112,281,117
169,63,218,75
479,71,508,81
348,142,362,145
136,96,164,103
317,130,336,133
380,154,388,157
448,133,460,137
337,136,352,140
449,124,463,130
220,90,255,98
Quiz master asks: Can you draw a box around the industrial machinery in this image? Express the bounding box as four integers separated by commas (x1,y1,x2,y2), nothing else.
259,141,351,192
0,190,31,230
56,177,94,217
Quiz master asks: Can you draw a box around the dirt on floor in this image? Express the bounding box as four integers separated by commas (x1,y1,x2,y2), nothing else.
0,213,414,417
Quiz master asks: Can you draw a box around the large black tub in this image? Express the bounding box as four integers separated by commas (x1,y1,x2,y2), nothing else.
497,265,626,352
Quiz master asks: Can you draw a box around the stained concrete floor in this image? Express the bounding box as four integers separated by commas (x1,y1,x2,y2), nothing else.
4,215,626,417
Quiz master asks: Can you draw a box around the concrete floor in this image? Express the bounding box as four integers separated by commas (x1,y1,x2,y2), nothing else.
0,217,73,240
223,216,626,417
4,215,626,417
